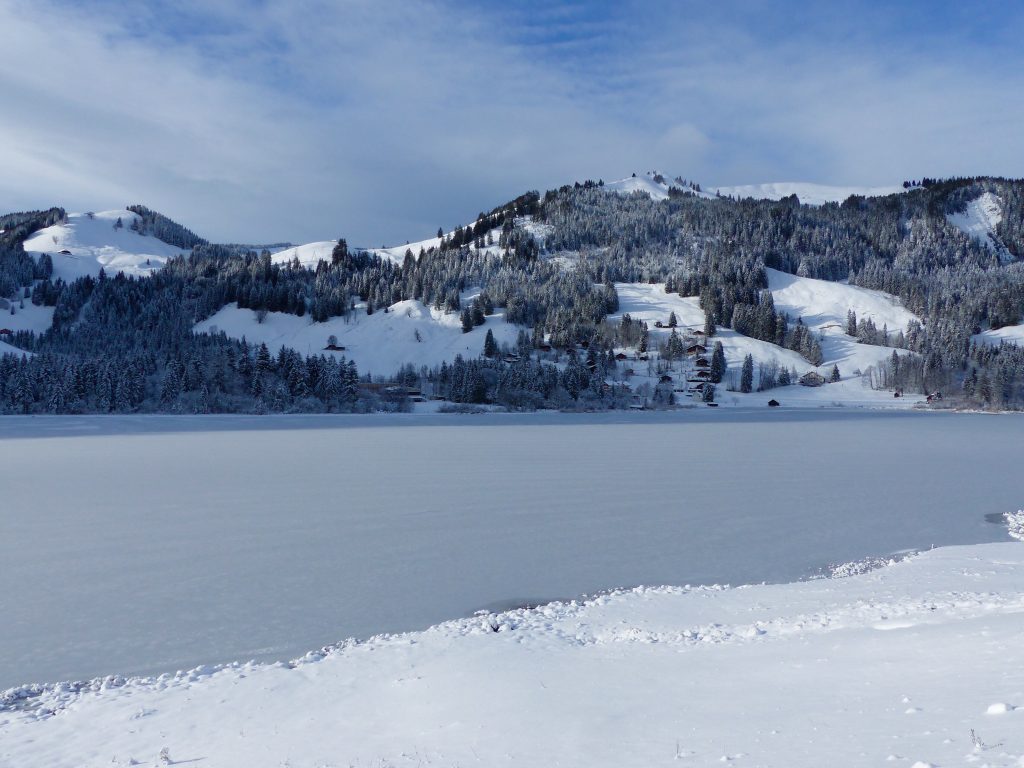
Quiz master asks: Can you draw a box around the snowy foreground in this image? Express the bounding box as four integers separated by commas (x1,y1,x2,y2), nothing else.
3,535,1023,768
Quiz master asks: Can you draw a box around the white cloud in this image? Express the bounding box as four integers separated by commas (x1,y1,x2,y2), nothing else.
0,0,1021,245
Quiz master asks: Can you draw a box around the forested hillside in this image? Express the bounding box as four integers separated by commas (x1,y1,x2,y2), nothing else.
2,175,1023,413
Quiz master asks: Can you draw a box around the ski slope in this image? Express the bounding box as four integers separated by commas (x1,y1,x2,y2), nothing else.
195,292,520,376
766,268,919,374
713,181,905,205
5,536,1023,768
22,210,187,282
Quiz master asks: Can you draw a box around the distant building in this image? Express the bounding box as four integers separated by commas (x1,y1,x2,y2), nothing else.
800,371,826,387
768,399,780,407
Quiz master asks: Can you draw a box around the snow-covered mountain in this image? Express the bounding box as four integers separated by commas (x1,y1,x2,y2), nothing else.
712,181,905,204
22,209,187,282
604,171,905,205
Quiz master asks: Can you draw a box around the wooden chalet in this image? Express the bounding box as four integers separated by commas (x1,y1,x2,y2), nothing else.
799,371,826,387
768,399,780,407
694,357,710,368
686,344,707,355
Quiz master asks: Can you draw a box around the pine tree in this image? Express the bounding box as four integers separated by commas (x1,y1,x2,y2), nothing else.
710,341,726,383
483,329,498,357
830,364,841,382
740,354,754,393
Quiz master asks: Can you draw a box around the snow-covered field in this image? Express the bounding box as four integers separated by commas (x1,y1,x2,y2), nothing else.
195,291,519,375
4,538,1023,768
21,210,187,282
2,411,1021,695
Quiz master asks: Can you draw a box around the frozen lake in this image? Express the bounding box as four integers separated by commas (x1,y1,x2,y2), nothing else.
1,410,1021,689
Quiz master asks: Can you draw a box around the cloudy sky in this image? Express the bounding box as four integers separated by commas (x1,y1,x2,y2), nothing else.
1,0,1022,245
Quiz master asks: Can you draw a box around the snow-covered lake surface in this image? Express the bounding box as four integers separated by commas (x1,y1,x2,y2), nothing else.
1,410,1021,690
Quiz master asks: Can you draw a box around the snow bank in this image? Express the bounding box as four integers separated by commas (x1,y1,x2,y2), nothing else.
22,210,186,283
4,540,1023,768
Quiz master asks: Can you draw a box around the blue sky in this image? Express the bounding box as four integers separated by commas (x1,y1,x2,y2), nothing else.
1,0,1022,245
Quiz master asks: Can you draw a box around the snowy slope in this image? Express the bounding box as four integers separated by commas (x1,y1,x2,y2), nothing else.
275,224,501,268
5,538,1024,768
22,210,187,282
605,173,671,200
606,282,921,409
195,292,520,376
613,279,918,405
712,181,905,205
0,298,53,335
766,268,919,374
614,282,808,374
0,338,28,356
605,171,713,201
972,324,1024,348
947,192,1009,258
268,240,337,267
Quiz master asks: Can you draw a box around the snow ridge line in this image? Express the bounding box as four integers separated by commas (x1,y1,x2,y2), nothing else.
7,583,1024,720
